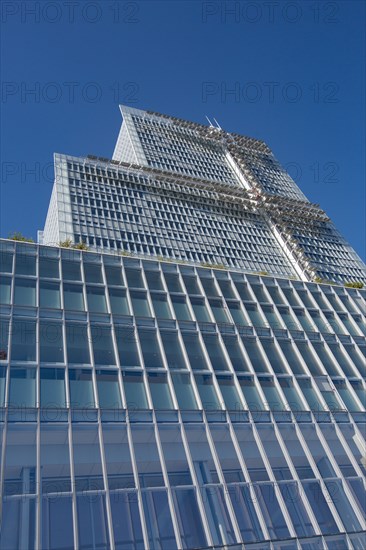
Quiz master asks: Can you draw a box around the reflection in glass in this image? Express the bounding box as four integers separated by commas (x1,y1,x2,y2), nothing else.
142,490,177,549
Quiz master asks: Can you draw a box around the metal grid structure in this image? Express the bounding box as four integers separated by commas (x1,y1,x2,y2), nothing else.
0,239,365,550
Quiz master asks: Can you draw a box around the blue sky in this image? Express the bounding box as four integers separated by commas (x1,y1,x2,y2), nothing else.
1,0,365,260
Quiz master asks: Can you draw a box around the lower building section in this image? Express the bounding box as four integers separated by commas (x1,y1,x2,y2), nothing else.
0,239,365,549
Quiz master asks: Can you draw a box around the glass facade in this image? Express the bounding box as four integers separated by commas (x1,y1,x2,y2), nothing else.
0,239,365,549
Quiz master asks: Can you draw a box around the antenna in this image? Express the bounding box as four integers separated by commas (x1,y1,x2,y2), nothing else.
205,116,214,127
213,118,222,130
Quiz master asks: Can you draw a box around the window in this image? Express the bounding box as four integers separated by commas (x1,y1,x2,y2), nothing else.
130,290,151,317
66,323,90,364
39,257,59,279
138,329,164,369
194,374,221,410
151,293,172,319
69,369,95,409
147,372,174,409
96,370,122,409
8,367,36,407
0,277,11,304
142,490,177,549
159,425,192,485
172,488,207,549
170,295,192,320
102,424,134,490
122,371,148,409
90,325,116,365
40,368,66,409
115,326,140,368
160,331,187,369
108,288,130,315
62,260,82,281
11,320,37,361
40,281,60,309
130,426,165,488
63,283,85,311
202,334,230,371
171,373,198,410
86,286,107,313
14,278,36,307
238,377,265,412
83,262,103,283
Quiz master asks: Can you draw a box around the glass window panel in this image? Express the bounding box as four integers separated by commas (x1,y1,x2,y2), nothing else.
278,378,307,412
227,301,249,326
142,490,177,549
0,276,11,304
303,480,339,535
164,273,183,293
72,425,103,491
210,424,245,482
238,377,265,413
229,484,264,543
299,424,336,478
343,345,366,377
40,281,60,309
11,320,37,361
346,478,366,516
41,495,74,550
200,276,219,296
151,293,172,319
234,281,253,301
171,295,192,320
108,288,130,315
115,326,140,368
261,339,287,374
160,331,187,369
83,262,103,283
1,498,36,549
295,342,323,376
39,321,64,363
148,372,174,409
110,491,144,550
14,278,36,306
350,380,366,408
62,259,82,281
209,298,230,324
40,425,70,494
66,323,90,364
102,425,134,490
194,373,221,410
122,371,148,410
144,270,164,290
279,482,316,538
277,340,305,375
0,251,13,273
68,369,95,408
104,265,124,286
8,367,36,407
131,425,165,487
15,253,36,276
258,377,286,412
3,424,37,496
318,424,356,477
130,290,151,317
185,424,219,484
281,287,300,307
96,370,122,409
311,342,340,377
324,479,362,533
241,338,269,373
125,268,144,288
40,368,66,409
234,425,269,481
296,289,316,309
266,284,286,304
190,297,211,322
90,325,116,365
256,424,292,480
277,424,314,479
171,373,198,410
0,318,9,361
172,488,207,549
244,303,266,327
138,329,164,369
217,375,243,411
324,312,344,333
277,306,300,331
86,285,107,313
181,332,210,370
328,343,358,378
337,423,366,475
182,275,201,295
0,365,6,406
254,483,291,540
76,494,110,550
63,283,85,311
332,379,362,412
223,336,250,372
202,486,236,546
217,279,236,299
297,378,325,412
261,305,283,330
159,425,192,486
202,334,230,371
250,283,270,303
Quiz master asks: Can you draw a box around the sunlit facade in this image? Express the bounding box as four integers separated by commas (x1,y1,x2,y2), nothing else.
1,106,365,549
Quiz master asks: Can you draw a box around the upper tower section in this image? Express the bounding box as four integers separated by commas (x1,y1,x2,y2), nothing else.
113,104,308,201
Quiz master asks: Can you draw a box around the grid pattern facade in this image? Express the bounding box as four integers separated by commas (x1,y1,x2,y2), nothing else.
46,154,298,278
0,239,365,550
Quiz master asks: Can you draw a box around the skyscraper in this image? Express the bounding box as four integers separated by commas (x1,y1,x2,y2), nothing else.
0,106,365,550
